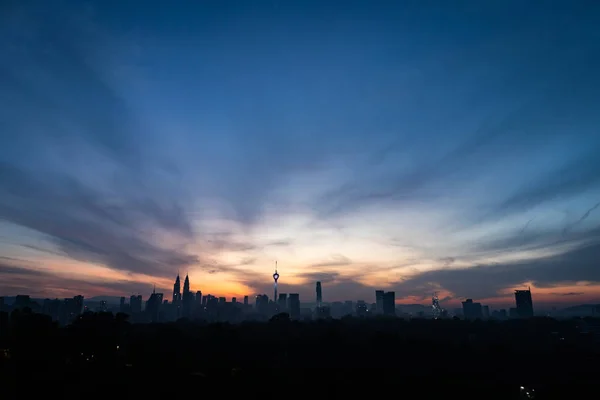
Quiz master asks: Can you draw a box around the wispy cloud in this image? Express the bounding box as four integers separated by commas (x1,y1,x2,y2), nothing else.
311,254,353,268
1,1,600,303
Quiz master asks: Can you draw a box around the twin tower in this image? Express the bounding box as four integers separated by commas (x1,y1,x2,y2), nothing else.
172,273,193,318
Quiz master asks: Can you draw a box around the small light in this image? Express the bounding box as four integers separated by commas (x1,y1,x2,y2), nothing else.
116,346,120,349
520,386,525,390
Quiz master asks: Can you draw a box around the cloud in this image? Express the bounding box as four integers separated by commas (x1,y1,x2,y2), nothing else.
0,261,153,298
440,257,455,267
552,292,584,297
392,238,600,301
2,1,600,303
0,163,198,277
563,201,600,235
0,262,45,276
298,271,340,284
494,155,600,217
311,254,352,268
0,6,198,278
266,240,293,247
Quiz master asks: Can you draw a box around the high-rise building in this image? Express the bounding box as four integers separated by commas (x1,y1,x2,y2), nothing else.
256,294,269,315
343,300,354,316
316,282,322,308
43,298,61,321
15,295,31,309
73,295,84,315
278,293,287,311
482,305,490,319
382,291,396,316
195,291,202,305
315,306,330,319
243,295,249,306
232,297,237,304
515,288,534,318
288,293,300,319
375,290,384,314
462,299,483,320
130,295,142,314
173,274,181,306
146,288,163,322
182,274,192,318
356,300,368,316
119,297,126,313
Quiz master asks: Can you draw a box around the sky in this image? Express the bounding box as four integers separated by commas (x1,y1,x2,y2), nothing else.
1,0,600,309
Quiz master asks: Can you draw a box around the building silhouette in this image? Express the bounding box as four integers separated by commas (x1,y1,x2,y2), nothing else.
316,281,322,308
130,295,142,314
375,290,384,314
382,291,396,316
462,299,483,320
172,274,181,318
356,300,368,316
278,293,287,312
146,288,163,322
515,288,534,318
195,291,202,310
182,274,192,318
482,305,490,319
256,294,269,315
119,297,127,313
288,293,300,319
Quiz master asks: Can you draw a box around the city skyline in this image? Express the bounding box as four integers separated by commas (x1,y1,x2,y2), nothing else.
1,2,600,308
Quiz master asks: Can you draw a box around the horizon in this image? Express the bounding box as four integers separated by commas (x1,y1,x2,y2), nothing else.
1,1,600,308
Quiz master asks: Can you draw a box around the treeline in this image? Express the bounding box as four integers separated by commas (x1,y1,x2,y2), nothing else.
1,309,599,399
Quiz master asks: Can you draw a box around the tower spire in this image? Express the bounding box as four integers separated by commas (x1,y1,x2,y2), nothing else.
273,261,280,302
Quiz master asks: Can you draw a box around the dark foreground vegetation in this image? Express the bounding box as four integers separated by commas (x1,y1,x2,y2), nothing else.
1,309,600,399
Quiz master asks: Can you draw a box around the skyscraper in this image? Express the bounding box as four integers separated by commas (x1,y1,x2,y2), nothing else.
375,290,384,314
146,288,163,322
382,291,396,316
288,293,300,319
130,295,142,314
462,299,483,320
173,274,181,305
278,293,287,311
183,274,190,294
316,281,322,308
514,288,534,318
182,274,192,318
256,294,269,315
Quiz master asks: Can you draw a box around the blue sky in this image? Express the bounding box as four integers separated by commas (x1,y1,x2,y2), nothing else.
1,1,600,307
